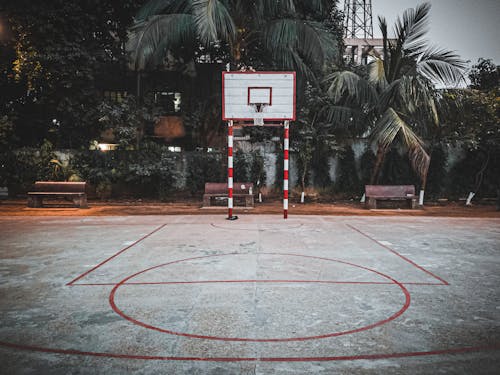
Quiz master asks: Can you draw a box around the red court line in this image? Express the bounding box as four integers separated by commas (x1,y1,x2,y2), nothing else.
109,252,411,342
346,224,449,285
0,340,498,362
70,280,446,287
66,224,167,286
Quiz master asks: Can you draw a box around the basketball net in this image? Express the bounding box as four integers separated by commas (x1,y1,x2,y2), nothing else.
251,103,266,126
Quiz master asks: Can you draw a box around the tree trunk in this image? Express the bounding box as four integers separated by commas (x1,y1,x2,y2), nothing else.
467,150,490,205
419,157,429,206
300,167,307,203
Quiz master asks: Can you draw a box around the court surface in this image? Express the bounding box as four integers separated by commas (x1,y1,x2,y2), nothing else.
0,215,499,374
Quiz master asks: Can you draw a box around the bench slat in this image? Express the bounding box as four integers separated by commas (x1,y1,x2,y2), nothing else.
365,185,415,197
204,182,253,195
33,181,86,193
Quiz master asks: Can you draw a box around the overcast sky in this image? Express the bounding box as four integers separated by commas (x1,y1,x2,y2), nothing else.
371,0,500,65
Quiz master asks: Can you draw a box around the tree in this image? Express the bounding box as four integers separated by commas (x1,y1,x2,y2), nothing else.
469,58,499,91
440,88,499,202
2,0,141,148
127,0,338,79
324,3,466,204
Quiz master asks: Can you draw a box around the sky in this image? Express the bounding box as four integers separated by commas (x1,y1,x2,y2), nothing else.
371,0,500,65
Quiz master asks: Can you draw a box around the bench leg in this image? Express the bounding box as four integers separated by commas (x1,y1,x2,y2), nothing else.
410,198,417,209
74,196,88,208
245,195,254,207
28,196,43,208
366,197,377,209
203,195,211,207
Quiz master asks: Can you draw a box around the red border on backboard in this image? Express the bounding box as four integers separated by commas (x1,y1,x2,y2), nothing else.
248,87,272,106
222,71,296,122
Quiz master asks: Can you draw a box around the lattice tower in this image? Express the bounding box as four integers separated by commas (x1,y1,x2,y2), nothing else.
344,0,374,39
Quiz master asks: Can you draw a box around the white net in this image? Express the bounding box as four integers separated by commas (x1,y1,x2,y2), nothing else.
251,103,266,126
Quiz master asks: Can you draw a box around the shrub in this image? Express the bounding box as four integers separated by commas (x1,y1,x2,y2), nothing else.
335,146,361,196
186,152,225,194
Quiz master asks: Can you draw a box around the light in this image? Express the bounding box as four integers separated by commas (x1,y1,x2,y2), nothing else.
167,146,182,152
97,143,118,152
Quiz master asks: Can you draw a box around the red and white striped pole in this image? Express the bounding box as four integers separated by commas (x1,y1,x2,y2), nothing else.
227,120,234,219
283,120,290,219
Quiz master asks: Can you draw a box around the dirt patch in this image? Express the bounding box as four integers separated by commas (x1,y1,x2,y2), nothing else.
1,199,499,218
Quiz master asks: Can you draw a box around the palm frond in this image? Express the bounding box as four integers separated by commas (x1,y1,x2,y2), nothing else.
264,19,336,73
192,0,236,46
369,58,388,87
378,76,439,127
371,108,430,181
372,108,428,150
270,46,316,81
256,0,295,17
394,2,431,53
417,46,467,87
136,0,190,22
298,0,326,14
325,71,378,106
298,20,337,63
321,104,370,136
127,14,195,70
409,145,430,184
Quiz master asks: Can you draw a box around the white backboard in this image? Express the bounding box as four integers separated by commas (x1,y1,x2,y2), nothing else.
222,71,296,122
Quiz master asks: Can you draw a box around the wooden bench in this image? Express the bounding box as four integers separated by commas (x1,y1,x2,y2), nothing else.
365,185,417,209
28,182,88,208
203,182,254,207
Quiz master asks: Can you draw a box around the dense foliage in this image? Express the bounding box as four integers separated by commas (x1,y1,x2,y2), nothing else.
1,1,498,202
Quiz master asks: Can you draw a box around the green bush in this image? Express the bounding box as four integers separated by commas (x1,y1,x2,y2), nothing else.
426,145,448,199
311,143,331,188
186,152,225,194
379,147,419,187
233,150,252,182
250,150,266,188
5,140,56,194
359,147,376,185
335,146,361,196
447,148,500,199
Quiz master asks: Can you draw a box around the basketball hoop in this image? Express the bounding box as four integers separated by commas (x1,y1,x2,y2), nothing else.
222,71,296,220
250,103,266,126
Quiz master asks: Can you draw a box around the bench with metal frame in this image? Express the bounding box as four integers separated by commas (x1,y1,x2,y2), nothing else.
365,185,417,209
27,181,88,208
203,182,254,208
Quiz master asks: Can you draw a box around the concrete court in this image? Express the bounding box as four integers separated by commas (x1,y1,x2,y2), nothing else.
0,215,499,374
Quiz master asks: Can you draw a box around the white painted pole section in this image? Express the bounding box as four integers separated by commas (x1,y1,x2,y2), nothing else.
466,192,475,206
419,190,425,206
284,121,290,219
227,121,234,219
301,191,305,203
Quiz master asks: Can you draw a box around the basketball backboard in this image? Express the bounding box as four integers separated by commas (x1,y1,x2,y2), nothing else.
222,71,296,124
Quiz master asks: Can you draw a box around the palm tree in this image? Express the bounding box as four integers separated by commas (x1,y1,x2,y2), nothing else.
127,0,337,79
325,3,467,204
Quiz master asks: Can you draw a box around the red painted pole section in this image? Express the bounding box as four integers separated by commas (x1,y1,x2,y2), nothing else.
228,121,234,219
284,121,289,219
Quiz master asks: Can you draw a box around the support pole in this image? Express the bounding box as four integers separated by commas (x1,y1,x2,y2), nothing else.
227,121,234,219
283,121,290,219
